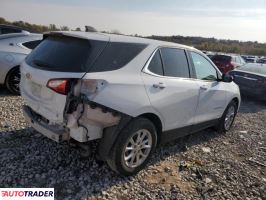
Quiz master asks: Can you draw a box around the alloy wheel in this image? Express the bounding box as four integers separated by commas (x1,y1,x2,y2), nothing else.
123,129,152,168
224,105,236,131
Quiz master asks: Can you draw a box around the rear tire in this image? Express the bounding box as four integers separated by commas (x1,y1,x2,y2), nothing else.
5,67,20,95
215,100,237,133
106,118,157,176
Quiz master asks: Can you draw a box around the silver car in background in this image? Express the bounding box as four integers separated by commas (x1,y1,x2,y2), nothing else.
0,32,42,94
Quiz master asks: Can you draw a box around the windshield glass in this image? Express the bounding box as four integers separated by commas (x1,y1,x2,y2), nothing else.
238,64,266,75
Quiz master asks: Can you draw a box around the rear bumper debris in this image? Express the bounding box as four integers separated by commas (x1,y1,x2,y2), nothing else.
22,105,69,143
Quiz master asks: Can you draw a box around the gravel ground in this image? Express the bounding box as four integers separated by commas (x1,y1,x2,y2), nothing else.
0,86,265,200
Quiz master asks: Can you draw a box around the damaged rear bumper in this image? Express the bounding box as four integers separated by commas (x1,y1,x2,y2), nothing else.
22,105,69,143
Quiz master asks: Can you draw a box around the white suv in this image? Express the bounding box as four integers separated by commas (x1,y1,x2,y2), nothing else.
20,31,240,175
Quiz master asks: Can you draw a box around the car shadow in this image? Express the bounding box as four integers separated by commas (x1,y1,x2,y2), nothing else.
0,86,18,97
239,95,266,114
0,91,264,199
0,126,223,200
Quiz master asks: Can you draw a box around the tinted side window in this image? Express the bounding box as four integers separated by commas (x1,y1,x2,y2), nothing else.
191,52,217,81
91,42,147,72
22,40,42,50
160,48,190,78
148,51,163,75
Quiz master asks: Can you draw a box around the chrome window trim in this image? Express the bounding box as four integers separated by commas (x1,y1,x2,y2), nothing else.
142,46,193,81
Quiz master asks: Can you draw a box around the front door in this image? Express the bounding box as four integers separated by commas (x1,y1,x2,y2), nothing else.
189,51,227,124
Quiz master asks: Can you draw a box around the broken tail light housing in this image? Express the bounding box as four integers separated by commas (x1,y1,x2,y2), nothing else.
47,79,70,95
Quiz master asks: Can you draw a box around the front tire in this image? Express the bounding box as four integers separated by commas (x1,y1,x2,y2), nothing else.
106,118,157,176
216,100,238,133
5,67,21,95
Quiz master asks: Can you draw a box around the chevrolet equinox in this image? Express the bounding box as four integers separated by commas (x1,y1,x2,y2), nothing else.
20,31,241,175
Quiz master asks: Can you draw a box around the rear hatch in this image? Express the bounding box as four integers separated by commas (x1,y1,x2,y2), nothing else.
20,32,109,123
211,55,232,73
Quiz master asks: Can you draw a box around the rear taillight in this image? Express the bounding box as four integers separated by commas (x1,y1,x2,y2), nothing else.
47,79,70,95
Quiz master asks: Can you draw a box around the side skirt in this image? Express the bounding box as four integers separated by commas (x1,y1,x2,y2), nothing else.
160,119,220,144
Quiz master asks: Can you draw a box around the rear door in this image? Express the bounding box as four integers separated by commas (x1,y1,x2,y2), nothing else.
232,70,258,89
20,34,109,122
142,47,199,132
189,51,227,124
211,55,231,74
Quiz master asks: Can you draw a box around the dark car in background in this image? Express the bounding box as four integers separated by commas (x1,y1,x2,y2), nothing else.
211,54,245,74
257,57,266,64
229,64,266,100
0,24,30,35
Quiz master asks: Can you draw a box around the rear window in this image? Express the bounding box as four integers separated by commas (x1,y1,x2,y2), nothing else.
26,36,106,72
239,64,266,75
212,55,232,62
160,48,190,78
89,42,147,72
22,40,42,50
26,36,147,72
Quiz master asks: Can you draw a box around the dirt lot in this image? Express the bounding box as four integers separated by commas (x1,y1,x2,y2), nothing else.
0,86,265,200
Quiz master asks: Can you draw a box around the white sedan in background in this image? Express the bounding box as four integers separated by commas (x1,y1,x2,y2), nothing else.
0,32,42,94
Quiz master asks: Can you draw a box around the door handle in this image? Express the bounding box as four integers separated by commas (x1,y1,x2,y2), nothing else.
200,85,208,90
153,82,166,89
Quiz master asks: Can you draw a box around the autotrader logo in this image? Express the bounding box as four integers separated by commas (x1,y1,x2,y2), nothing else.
0,188,54,199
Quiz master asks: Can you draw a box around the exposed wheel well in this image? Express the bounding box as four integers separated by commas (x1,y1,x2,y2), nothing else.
232,97,239,108
138,113,163,143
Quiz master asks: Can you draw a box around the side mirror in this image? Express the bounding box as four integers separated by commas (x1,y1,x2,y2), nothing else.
222,74,233,83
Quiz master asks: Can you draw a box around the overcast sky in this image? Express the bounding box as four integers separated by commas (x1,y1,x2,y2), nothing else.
1,0,266,42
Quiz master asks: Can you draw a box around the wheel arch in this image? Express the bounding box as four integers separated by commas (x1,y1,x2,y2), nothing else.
231,97,240,110
4,65,20,85
138,112,163,144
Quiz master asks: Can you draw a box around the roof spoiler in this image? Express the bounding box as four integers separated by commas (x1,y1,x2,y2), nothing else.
43,31,104,41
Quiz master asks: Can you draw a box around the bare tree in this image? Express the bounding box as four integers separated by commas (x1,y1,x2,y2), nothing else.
49,24,58,31
110,29,121,35
85,26,97,32
60,26,70,31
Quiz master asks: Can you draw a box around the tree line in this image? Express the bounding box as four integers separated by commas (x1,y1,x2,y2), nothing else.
148,35,266,56
1,17,265,56
0,17,75,32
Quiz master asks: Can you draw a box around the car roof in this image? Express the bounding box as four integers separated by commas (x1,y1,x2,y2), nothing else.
213,54,232,57
0,32,41,40
46,31,196,50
